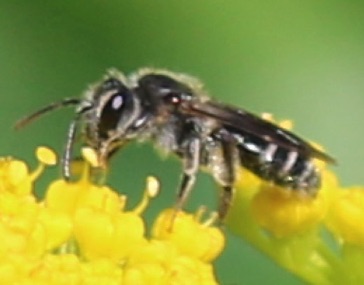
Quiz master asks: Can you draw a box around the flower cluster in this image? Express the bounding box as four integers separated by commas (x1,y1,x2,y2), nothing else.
0,147,224,284
226,115,364,285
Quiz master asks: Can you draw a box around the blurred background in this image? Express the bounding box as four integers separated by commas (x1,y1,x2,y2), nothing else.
1,1,364,284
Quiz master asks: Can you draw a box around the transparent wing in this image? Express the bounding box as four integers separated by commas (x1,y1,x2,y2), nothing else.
184,100,336,164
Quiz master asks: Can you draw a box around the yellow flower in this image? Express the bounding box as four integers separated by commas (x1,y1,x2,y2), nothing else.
0,147,223,284
226,116,364,285
326,186,364,247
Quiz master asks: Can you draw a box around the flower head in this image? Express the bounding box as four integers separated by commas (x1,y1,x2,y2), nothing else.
0,147,223,284
226,115,364,285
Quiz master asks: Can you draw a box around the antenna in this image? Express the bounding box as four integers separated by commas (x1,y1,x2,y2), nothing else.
14,98,81,130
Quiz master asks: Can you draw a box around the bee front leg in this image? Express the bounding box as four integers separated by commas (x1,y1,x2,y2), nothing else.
62,118,79,180
174,136,201,214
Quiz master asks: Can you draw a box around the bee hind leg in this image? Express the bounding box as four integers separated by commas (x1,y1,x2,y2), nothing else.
213,138,237,222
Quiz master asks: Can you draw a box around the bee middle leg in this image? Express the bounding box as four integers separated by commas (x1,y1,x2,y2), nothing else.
175,136,201,214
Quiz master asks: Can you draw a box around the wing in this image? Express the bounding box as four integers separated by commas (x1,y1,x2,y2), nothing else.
184,100,336,164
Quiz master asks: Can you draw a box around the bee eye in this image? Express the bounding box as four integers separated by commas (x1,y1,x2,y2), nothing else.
110,94,124,110
98,91,133,138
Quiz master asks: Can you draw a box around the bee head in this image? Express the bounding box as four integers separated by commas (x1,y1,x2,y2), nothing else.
83,75,141,163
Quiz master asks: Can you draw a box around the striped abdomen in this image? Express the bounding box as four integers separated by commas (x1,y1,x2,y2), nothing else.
234,132,320,194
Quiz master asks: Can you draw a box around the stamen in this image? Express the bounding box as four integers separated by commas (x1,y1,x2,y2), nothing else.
202,211,219,227
261,112,273,121
261,113,293,130
146,176,160,198
31,146,57,181
79,147,100,182
194,206,207,222
36,146,58,166
81,147,100,168
279,119,293,130
119,195,127,211
133,176,160,215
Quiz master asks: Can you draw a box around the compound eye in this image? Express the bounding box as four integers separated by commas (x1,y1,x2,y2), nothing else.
98,91,133,138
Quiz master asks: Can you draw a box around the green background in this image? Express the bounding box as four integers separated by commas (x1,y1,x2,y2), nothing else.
1,1,364,284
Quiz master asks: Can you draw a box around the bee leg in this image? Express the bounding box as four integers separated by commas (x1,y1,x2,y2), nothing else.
62,105,92,181
215,140,236,221
173,137,201,218
219,185,234,222
62,118,79,180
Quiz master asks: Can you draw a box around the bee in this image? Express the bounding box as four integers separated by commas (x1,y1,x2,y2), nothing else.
15,68,335,220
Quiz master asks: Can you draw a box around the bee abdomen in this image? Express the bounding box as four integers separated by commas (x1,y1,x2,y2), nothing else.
236,134,320,194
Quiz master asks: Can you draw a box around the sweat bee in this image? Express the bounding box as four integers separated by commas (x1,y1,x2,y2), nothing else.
15,68,335,220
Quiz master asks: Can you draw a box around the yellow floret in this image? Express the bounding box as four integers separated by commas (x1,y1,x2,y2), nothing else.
152,208,225,262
